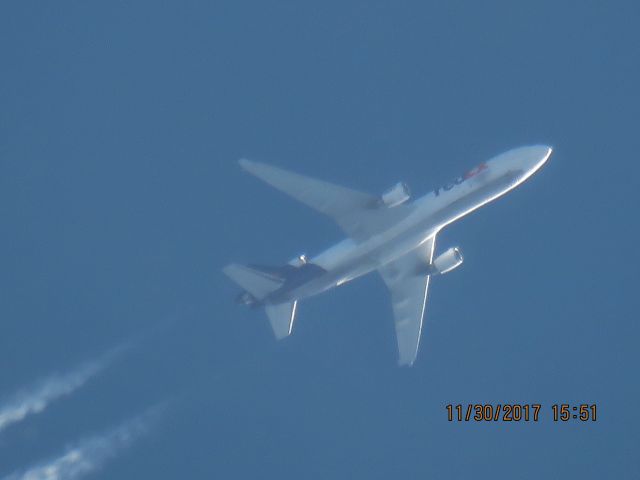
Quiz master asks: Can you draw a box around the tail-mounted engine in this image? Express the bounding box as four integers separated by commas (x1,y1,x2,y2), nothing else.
288,254,308,267
430,247,463,275
379,182,411,208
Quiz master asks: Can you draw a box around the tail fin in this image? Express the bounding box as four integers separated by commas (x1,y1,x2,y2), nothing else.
223,264,298,339
222,264,282,301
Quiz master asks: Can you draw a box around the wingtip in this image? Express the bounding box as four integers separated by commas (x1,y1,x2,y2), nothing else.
239,158,266,175
221,263,238,277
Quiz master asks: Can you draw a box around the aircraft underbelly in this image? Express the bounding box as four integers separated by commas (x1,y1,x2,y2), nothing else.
284,171,521,302
288,226,435,300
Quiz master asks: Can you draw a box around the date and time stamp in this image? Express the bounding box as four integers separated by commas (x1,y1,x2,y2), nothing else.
446,404,597,422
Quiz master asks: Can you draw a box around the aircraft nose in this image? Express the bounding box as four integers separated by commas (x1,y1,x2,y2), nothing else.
521,145,553,171
525,144,553,172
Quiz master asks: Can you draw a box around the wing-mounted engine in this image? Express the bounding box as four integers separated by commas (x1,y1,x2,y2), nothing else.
379,182,411,208
430,247,463,275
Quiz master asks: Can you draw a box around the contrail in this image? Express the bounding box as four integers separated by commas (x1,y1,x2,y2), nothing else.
2,404,165,480
0,344,128,433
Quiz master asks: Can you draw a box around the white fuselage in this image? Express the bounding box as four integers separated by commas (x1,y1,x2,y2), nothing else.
281,145,552,302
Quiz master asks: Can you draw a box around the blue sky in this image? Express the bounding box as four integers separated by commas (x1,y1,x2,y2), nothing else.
1,1,639,478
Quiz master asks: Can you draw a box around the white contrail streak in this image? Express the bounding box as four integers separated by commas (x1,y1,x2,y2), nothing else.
0,345,127,433
2,405,164,480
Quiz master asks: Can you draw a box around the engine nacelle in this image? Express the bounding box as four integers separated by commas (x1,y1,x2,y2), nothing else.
380,182,410,208
431,247,463,275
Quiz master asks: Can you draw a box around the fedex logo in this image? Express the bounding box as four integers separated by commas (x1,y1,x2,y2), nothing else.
434,163,488,197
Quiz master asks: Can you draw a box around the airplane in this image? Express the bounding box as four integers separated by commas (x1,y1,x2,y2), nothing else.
223,145,552,366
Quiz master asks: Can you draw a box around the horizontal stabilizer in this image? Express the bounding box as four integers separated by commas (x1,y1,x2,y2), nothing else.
222,263,282,301
265,301,298,339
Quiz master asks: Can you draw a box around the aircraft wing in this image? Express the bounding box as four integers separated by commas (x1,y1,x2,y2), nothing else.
377,236,436,366
239,159,413,241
